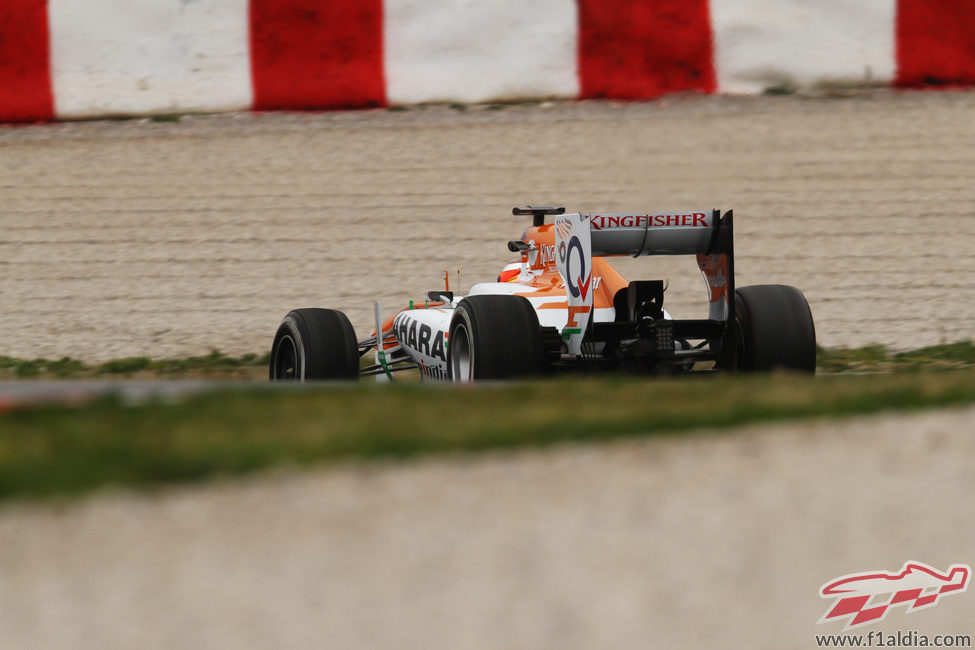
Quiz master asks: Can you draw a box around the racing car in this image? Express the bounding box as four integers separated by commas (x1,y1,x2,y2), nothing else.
269,206,816,381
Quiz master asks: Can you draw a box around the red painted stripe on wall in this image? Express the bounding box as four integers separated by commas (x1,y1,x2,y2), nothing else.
249,0,385,111
0,0,53,122
578,0,716,100
896,0,975,86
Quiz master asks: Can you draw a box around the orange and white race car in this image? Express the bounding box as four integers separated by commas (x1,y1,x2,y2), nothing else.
269,206,816,381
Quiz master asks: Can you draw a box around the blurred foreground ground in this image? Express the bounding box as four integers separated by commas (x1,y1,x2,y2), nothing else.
1,407,973,649
2,91,975,361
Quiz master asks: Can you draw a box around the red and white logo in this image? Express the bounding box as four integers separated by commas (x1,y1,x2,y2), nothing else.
818,561,970,630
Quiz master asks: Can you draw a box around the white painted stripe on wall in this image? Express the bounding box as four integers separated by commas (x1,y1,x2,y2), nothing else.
384,0,579,105
710,0,896,94
49,0,252,119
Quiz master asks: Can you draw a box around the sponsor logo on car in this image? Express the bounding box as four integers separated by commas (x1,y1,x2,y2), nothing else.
563,235,591,300
562,304,591,340
393,313,447,362
590,213,707,231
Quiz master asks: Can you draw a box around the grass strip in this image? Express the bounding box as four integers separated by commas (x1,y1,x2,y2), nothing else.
3,341,973,380
2,369,975,502
0,350,270,380
817,341,975,373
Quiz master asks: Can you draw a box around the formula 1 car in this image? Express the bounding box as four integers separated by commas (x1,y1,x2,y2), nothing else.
269,206,816,381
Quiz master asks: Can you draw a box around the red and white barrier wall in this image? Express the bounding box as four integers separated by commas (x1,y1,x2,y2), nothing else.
2,0,975,122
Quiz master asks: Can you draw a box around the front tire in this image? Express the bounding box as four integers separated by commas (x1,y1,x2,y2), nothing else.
734,284,816,373
447,295,543,381
269,308,359,381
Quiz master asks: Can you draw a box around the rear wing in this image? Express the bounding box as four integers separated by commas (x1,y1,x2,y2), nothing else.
553,209,735,354
587,210,725,257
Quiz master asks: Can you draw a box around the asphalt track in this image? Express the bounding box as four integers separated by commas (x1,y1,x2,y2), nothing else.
2,91,975,363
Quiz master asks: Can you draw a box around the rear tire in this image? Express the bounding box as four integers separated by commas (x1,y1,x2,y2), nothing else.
269,308,359,381
734,285,816,373
447,295,543,381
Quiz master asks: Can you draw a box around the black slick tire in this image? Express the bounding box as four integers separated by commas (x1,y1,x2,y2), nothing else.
269,308,359,381
735,284,816,373
447,295,543,381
